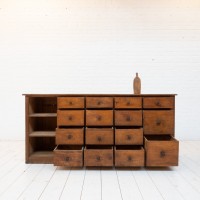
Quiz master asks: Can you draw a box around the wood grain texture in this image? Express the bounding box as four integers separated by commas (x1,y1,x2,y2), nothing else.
85,128,114,145
86,110,113,126
57,97,84,109
143,97,174,109
115,97,142,108
115,146,144,167
115,128,143,145
86,97,113,108
56,128,84,145
84,146,113,166
145,135,179,166
115,110,142,126
57,110,84,126
54,145,83,167
143,110,174,135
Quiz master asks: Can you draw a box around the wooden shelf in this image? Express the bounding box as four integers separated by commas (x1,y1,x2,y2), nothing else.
28,151,54,163
29,131,55,137
29,113,57,117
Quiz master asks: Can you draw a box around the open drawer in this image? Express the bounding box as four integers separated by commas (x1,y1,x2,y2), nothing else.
54,145,83,167
84,146,113,167
144,135,179,167
115,146,144,167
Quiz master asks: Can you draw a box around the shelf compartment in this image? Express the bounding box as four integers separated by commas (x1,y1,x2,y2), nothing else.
29,151,54,163
29,131,55,137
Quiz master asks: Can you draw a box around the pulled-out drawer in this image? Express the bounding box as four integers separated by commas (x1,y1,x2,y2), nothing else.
86,97,113,108
84,146,113,166
57,97,84,109
54,145,83,167
56,128,84,145
115,146,144,167
115,128,143,145
144,135,179,166
143,97,174,109
85,128,114,145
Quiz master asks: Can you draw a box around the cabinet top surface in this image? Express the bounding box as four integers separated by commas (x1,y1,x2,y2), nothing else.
23,94,177,97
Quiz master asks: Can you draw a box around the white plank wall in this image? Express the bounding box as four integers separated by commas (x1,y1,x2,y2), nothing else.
0,141,200,200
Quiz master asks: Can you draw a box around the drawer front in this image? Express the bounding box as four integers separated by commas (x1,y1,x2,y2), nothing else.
115,110,142,126
84,149,113,166
143,97,174,109
86,97,113,108
115,148,144,167
85,128,113,145
86,110,113,126
54,146,83,167
143,110,174,135
57,97,84,109
115,128,143,145
115,97,142,108
145,136,179,166
57,110,84,126
56,128,84,145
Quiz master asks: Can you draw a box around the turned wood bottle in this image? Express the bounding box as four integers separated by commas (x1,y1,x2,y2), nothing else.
133,72,141,94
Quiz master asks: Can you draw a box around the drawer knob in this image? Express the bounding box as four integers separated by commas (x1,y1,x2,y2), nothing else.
69,101,73,105
65,157,70,161
97,101,101,105
96,156,101,161
156,119,161,125
160,151,165,157
68,116,73,121
128,156,132,161
97,116,102,121
126,101,130,106
127,135,131,140
156,101,161,106
126,116,131,121
67,134,72,139
97,137,102,142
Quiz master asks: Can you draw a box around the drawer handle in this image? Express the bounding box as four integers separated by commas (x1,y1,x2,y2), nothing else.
160,151,165,157
97,137,102,142
69,101,73,105
126,101,130,106
127,135,131,140
126,116,131,121
155,101,161,107
156,119,161,125
96,156,101,161
68,116,73,121
97,101,102,105
67,134,72,139
65,157,70,161
128,156,132,161
97,116,102,121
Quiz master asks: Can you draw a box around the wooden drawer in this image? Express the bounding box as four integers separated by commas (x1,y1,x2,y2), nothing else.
86,110,113,126
86,97,113,108
56,128,84,145
57,110,84,126
115,128,143,145
115,146,144,167
57,97,84,109
143,110,174,135
115,97,142,108
143,97,174,109
115,110,142,126
145,135,179,166
84,146,113,166
54,145,83,167
86,128,114,145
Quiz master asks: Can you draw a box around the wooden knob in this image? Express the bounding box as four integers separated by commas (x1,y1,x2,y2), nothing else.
69,101,73,105
128,156,132,161
156,119,161,125
155,101,161,106
65,157,70,161
96,156,101,161
97,137,102,142
160,151,165,157
68,116,72,121
127,135,131,140
126,101,130,106
97,116,102,121
97,101,101,105
67,134,72,139
126,116,131,121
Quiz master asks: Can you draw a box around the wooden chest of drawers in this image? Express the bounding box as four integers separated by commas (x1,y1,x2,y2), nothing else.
24,94,179,167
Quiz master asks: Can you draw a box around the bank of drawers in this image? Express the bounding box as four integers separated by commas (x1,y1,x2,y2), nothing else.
54,96,178,167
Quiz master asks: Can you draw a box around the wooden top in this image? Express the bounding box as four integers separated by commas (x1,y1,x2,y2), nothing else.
23,94,177,97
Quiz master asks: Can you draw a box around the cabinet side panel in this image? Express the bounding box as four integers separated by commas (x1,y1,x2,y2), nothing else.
25,96,29,163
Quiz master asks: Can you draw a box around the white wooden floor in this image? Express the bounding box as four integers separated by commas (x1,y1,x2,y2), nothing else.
0,141,200,200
